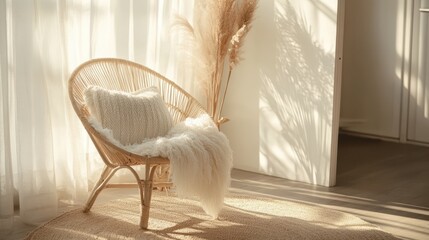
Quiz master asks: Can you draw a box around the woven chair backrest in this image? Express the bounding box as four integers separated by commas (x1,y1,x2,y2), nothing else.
69,58,205,124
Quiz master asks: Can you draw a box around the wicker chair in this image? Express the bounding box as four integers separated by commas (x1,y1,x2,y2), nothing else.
68,58,207,229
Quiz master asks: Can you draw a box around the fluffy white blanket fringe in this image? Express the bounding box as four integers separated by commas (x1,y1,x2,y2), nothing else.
88,114,233,217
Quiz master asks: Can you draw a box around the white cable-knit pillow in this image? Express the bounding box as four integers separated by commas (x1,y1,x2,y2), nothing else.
84,86,173,145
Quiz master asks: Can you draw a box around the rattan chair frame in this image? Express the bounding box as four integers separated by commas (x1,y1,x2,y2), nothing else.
68,58,207,229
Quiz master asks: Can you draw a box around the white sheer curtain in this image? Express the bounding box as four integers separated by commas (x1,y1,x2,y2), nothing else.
0,0,194,230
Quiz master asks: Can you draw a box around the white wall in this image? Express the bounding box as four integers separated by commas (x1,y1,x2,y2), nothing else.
222,0,341,187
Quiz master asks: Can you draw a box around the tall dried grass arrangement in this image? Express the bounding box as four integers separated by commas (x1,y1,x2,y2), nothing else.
173,0,258,128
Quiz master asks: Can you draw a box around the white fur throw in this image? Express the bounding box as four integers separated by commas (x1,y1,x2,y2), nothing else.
88,114,233,217
84,86,173,145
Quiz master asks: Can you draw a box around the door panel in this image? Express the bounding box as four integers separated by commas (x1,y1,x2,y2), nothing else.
408,0,429,143
340,0,406,138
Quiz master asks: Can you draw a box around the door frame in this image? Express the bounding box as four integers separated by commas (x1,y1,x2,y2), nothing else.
329,0,346,187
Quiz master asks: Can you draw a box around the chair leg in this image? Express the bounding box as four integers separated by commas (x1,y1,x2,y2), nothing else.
83,165,115,213
140,164,159,229
123,164,157,229
84,164,161,229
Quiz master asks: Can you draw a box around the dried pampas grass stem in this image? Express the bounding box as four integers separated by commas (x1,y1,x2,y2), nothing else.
174,0,258,129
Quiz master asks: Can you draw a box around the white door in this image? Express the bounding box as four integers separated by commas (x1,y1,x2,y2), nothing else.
408,0,429,144
340,0,407,139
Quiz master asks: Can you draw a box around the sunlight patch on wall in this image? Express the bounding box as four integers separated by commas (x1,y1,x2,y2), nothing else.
258,0,337,186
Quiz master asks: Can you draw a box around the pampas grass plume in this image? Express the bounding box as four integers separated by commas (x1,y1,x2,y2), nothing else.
173,0,258,127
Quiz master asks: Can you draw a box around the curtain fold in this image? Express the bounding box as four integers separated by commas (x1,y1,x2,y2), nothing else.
0,0,194,230
1,0,18,231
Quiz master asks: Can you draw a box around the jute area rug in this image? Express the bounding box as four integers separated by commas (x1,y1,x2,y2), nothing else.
26,191,399,240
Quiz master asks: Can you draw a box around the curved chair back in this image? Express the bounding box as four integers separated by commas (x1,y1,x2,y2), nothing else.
69,58,205,124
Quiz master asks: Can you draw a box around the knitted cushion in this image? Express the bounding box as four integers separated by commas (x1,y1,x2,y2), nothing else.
84,86,173,145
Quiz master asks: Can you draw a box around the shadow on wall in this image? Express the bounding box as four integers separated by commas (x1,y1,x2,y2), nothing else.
259,0,335,185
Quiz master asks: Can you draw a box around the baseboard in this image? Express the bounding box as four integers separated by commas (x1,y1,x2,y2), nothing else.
339,130,429,147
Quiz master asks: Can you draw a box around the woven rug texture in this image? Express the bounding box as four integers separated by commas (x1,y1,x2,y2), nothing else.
25,191,399,240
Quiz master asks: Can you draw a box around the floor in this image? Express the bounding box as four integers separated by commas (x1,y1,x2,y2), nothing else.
1,134,429,240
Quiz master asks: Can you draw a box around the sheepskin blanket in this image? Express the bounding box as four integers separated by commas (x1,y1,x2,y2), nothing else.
89,114,233,217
